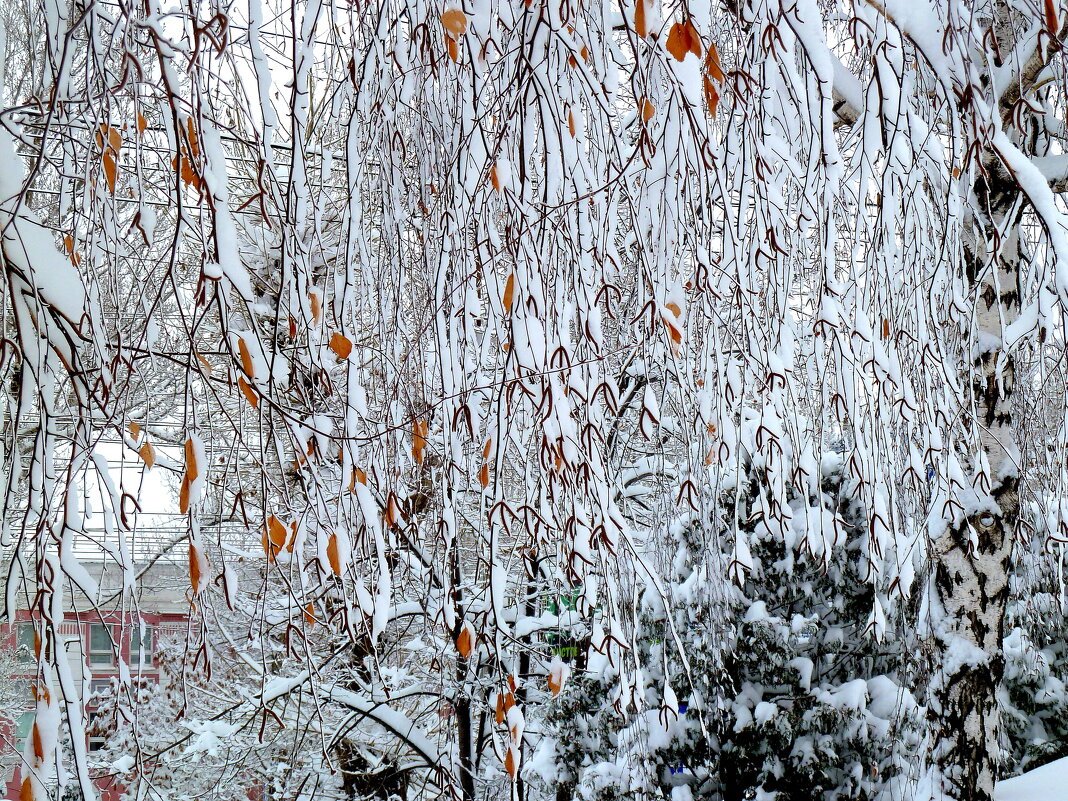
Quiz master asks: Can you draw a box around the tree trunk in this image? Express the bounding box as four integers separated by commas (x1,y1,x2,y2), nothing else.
928,205,1023,800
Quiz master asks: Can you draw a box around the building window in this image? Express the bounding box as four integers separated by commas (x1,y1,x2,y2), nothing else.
87,711,107,752
16,623,36,664
88,624,113,666
130,625,153,667
16,712,34,741
89,678,112,701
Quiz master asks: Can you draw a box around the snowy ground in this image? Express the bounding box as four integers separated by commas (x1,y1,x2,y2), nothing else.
998,757,1068,800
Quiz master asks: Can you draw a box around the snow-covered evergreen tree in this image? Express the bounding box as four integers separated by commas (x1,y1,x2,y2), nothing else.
531,449,923,801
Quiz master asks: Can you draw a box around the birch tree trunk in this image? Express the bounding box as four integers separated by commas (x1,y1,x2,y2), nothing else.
928,210,1022,800
925,5,1067,790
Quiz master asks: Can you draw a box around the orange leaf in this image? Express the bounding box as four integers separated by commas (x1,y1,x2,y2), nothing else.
666,22,688,60
185,438,199,482
355,467,367,485
189,544,203,594
263,514,288,559
456,624,473,658
508,675,517,693
642,99,655,122
238,377,258,408
196,351,213,374
139,441,155,468
179,476,191,515
304,603,316,626
447,37,459,62
503,273,516,313
505,746,517,779
490,164,501,192
186,117,199,160
581,45,589,61
635,0,647,38
129,421,141,437
665,302,681,317
103,151,118,194
504,691,515,711
496,693,506,723
238,338,255,377
384,492,404,528
703,78,720,118
568,109,576,137
327,532,342,575
483,438,493,459
1046,0,1059,33
478,463,490,489
175,155,200,190
548,672,562,696
412,420,429,464
330,332,352,359
21,778,34,801
440,8,468,38
310,291,322,324
137,113,148,134
32,721,44,760
705,42,724,83
881,318,891,339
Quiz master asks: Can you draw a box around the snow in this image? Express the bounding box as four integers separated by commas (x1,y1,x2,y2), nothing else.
998,757,1068,801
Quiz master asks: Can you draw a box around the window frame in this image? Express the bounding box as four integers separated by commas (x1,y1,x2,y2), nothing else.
129,624,153,667
88,623,114,667
16,622,36,664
